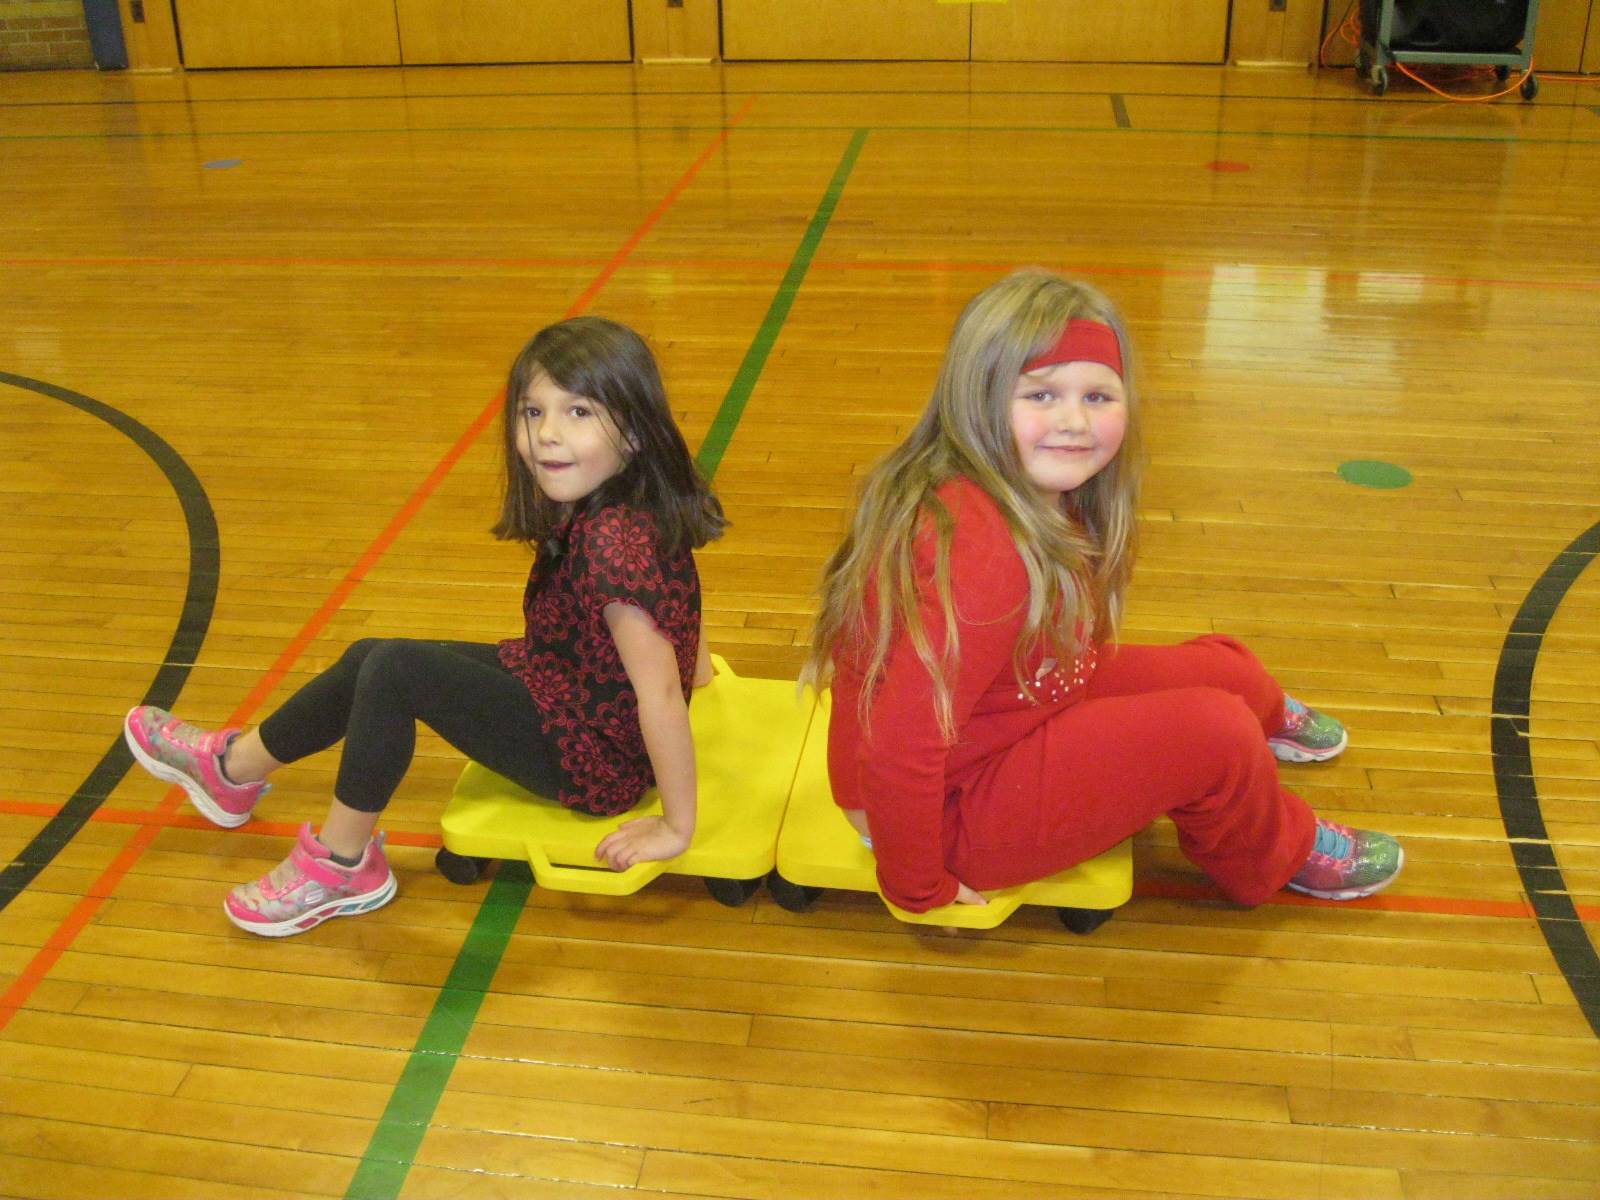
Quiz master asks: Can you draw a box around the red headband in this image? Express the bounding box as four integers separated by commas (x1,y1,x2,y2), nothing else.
1021,318,1123,377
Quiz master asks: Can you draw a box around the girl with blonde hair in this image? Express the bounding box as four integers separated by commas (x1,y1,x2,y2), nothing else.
805,269,1400,913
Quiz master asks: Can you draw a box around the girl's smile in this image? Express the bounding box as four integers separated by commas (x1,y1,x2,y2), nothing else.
516,373,630,503
1009,359,1127,498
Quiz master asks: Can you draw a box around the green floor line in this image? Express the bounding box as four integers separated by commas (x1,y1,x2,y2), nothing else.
343,862,532,1200
697,127,869,478
344,128,868,1200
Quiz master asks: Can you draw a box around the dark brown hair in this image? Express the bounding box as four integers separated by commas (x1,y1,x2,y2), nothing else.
492,316,726,554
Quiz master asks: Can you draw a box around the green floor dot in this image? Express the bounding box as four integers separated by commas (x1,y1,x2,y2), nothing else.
1338,460,1412,489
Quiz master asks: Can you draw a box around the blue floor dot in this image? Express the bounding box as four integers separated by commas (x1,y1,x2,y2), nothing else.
203,158,243,169
1338,460,1413,488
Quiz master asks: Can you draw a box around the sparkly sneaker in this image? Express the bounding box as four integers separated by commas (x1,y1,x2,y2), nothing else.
225,823,396,937
1269,696,1348,763
124,706,269,828
1286,817,1403,901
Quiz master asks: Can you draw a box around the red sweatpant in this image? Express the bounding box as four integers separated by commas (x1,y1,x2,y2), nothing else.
950,635,1318,906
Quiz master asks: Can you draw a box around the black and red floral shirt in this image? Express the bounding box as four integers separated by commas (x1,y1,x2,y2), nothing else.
498,503,702,815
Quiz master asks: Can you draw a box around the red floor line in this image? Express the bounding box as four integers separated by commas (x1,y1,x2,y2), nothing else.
1132,876,1599,920
2,798,1595,923
0,100,756,1034
564,96,756,317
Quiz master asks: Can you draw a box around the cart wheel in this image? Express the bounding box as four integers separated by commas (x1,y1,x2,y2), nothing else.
1371,66,1388,97
1520,74,1538,101
1056,906,1114,936
704,875,764,907
765,869,823,913
435,847,489,885
1495,64,1511,82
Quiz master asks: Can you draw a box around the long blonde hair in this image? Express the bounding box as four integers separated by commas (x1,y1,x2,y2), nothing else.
802,269,1143,739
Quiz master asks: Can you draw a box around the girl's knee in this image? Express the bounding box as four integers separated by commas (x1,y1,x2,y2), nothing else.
1186,635,1268,680
1177,689,1268,758
1097,687,1265,786
1185,637,1277,718
330,638,399,690
350,640,433,704
354,638,424,680
339,638,387,669
1185,694,1287,817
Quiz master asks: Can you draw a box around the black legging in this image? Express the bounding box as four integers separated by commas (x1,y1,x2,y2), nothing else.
257,639,566,813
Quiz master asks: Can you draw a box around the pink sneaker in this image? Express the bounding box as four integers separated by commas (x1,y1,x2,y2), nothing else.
124,706,268,828
1269,696,1349,763
1287,817,1404,901
225,823,396,937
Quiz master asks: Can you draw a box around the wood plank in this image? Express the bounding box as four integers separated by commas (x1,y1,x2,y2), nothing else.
427,1091,1407,1200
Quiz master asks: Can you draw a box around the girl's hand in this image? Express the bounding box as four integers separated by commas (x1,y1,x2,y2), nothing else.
924,880,989,938
954,881,988,906
595,815,692,871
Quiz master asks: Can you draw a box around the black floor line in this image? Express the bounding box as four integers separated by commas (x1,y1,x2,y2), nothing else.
0,372,218,912
1491,519,1600,1037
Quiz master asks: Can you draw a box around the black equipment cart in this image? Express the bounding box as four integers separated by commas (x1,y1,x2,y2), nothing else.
1357,0,1541,100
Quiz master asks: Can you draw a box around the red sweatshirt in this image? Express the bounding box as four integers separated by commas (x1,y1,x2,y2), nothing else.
827,477,1100,911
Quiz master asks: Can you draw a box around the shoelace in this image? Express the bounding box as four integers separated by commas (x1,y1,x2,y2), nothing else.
1311,820,1353,861
1279,696,1310,733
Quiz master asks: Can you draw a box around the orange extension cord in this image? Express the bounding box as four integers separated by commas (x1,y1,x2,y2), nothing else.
1320,1,1598,101
1319,0,1362,68
1393,59,1532,102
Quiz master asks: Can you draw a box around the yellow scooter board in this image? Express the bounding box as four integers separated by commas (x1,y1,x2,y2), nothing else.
439,656,815,907
772,691,1132,931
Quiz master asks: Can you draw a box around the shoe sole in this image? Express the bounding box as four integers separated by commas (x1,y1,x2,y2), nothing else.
1286,844,1405,901
1269,729,1349,764
225,871,398,938
123,708,252,829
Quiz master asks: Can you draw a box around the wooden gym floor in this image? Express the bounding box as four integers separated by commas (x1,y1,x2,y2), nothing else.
1,59,1598,1200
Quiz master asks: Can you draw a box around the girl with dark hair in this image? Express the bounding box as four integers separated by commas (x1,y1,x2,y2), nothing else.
125,316,726,936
